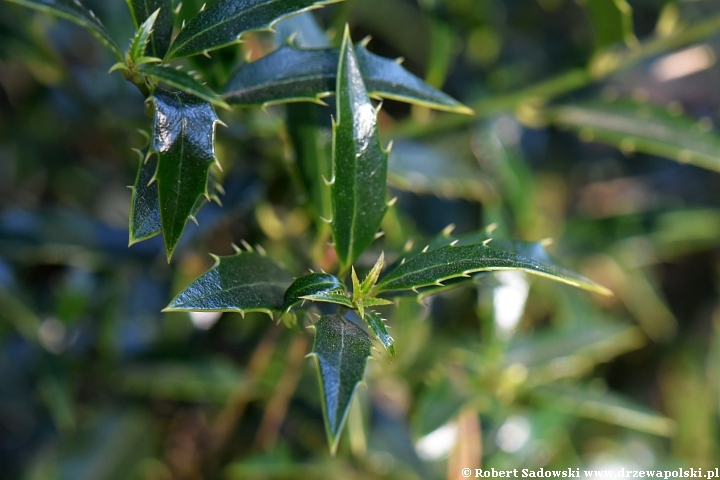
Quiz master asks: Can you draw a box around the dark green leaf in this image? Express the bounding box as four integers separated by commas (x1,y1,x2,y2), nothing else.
126,0,173,58
309,314,372,454
128,7,159,61
148,90,220,260
363,310,394,356
165,0,341,60
549,101,720,173
331,28,388,271
376,241,612,296
164,251,294,313
222,44,472,113
128,150,161,245
274,11,329,48
529,384,675,436
6,0,122,60
283,273,347,311
142,65,230,109
286,103,333,221
585,0,635,51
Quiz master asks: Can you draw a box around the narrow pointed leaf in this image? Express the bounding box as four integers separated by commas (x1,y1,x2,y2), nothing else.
376,242,612,296
331,29,388,270
165,0,341,61
222,44,472,113
129,150,161,245
309,314,372,454
126,0,173,58
283,273,346,311
363,310,394,356
6,0,122,60
301,291,354,308
129,8,159,61
165,251,294,313
549,101,720,173
149,90,219,260
142,65,230,109
530,385,675,437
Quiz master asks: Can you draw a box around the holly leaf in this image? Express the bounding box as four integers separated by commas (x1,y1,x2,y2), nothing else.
309,314,372,454
585,0,635,51
549,101,720,173
128,150,161,245
6,0,123,60
148,90,220,260
128,7,159,62
331,27,388,271
222,44,472,113
164,251,294,314
126,0,173,58
363,310,394,356
376,241,612,296
164,0,341,61
283,273,348,312
142,64,230,109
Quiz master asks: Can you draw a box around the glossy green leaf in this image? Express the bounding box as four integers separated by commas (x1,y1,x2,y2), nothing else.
142,65,230,109
6,0,123,60
165,0,341,60
128,8,159,61
126,0,173,58
148,90,220,260
301,290,354,308
128,150,161,245
164,251,294,313
376,241,612,296
529,384,675,437
363,310,394,356
549,101,720,173
331,28,389,271
283,273,347,311
586,0,635,50
222,44,472,113
309,314,372,454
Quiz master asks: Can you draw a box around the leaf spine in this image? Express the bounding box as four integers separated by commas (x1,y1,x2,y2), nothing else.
387,196,398,207
421,245,429,253
442,223,456,236
231,243,241,253
374,231,385,240
450,240,459,246
240,239,253,252
485,222,498,234
255,244,267,256
483,238,493,246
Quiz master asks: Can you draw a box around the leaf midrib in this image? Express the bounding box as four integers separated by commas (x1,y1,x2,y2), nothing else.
173,278,289,307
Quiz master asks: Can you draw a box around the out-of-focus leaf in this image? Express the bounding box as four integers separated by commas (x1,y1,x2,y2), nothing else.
331,28,388,271
223,44,472,113
6,0,123,59
413,375,466,437
128,7,159,61
309,313,373,454
274,11,329,48
283,272,348,311
165,0,341,60
503,324,646,385
115,360,245,402
128,150,160,245
287,104,333,221
376,241,612,296
387,141,496,202
148,89,220,260
585,0,636,50
164,251,293,313
549,101,720,172
529,385,675,436
363,310,394,356
126,0,173,58
142,65,230,109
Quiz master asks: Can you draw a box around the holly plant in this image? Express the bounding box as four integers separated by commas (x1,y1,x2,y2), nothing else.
5,0,612,453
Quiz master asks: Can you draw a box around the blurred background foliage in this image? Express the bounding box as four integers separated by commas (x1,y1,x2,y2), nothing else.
2,0,720,479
